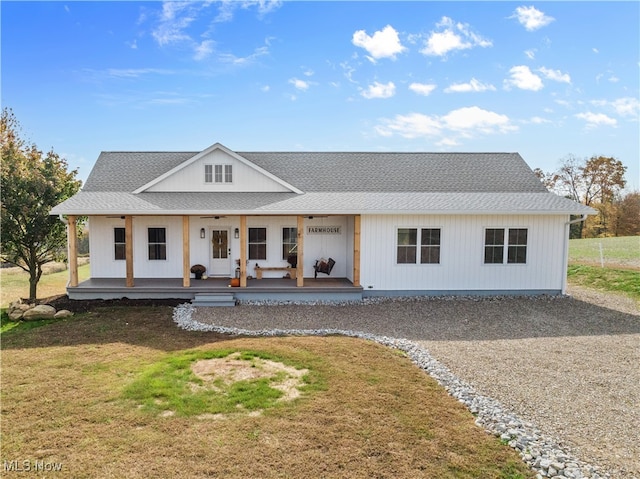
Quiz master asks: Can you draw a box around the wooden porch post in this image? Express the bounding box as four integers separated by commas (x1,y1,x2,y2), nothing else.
296,215,304,287
67,215,79,287
240,215,247,287
353,215,361,287
125,215,134,287
182,216,190,287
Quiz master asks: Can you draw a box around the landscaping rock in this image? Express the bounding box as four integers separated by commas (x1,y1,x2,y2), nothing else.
22,304,56,321
8,309,24,321
6,300,74,322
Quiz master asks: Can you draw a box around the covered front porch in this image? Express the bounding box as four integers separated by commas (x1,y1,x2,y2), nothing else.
62,213,362,302
67,276,363,302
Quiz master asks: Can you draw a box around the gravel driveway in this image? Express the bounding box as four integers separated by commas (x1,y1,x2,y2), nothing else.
191,288,639,478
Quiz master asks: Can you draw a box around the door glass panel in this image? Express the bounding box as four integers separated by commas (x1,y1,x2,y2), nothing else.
212,230,228,259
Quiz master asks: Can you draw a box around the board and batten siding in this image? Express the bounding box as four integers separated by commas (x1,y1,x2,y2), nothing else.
89,216,184,278
89,215,351,280
359,214,568,293
145,149,291,193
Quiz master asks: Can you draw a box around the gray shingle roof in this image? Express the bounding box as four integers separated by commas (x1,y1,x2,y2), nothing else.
51,147,593,215
84,151,548,193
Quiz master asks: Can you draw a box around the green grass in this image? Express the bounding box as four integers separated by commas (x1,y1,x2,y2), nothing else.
2,312,535,478
567,264,640,300
0,263,91,307
568,236,640,268
0,314,65,334
567,236,639,302
123,349,321,417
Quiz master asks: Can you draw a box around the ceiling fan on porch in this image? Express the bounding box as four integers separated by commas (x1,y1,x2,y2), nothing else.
199,215,226,219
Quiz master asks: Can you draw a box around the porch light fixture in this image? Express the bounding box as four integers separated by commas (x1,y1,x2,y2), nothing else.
234,228,239,239
200,228,205,239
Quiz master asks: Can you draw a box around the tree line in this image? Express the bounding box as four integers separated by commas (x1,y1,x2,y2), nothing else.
535,155,639,239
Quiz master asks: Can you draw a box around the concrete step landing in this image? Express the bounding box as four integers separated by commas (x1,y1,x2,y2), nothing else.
192,293,236,307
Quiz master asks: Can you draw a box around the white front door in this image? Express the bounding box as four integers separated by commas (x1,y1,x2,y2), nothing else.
210,229,231,276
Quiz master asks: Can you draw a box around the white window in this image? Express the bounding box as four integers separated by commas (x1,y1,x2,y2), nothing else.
248,227,267,260
213,164,233,183
204,164,213,183
484,228,527,264
282,227,297,260
114,227,126,260
397,228,441,264
148,227,167,260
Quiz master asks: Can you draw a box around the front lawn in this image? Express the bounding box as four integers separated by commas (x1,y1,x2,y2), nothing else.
1,306,532,479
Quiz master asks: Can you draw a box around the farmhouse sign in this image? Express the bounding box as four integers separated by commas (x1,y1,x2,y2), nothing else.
307,225,341,235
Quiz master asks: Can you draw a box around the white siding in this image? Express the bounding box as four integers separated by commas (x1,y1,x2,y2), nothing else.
89,215,350,279
300,216,348,279
360,214,568,292
89,213,567,290
146,149,291,192
88,217,126,278
89,216,183,278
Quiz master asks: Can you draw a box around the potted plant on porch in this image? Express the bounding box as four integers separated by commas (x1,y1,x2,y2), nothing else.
190,264,206,280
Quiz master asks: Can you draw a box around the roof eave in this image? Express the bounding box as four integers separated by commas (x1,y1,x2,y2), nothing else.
50,208,596,216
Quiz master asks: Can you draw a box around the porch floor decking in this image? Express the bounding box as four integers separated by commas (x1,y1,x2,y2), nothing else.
68,277,363,302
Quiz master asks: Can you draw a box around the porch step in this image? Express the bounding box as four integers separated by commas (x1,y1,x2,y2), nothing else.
192,293,236,307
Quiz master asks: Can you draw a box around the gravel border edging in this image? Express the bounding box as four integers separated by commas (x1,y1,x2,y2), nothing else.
173,302,610,479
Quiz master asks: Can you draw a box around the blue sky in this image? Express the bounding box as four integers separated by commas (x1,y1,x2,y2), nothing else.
2,1,639,189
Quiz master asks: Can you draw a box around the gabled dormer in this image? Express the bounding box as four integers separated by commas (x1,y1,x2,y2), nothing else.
133,143,303,194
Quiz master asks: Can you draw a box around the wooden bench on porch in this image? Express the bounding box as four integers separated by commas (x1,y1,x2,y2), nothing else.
254,266,297,280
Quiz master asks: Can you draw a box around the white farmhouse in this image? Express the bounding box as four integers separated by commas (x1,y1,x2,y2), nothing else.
51,142,594,302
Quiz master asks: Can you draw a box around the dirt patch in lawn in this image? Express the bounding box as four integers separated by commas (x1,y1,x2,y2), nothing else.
192,352,308,403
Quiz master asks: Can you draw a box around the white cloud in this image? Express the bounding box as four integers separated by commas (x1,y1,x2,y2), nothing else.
218,42,270,65
151,1,279,60
612,97,640,117
420,16,492,57
340,61,357,84
539,67,571,84
442,106,516,134
530,116,552,124
375,113,442,138
352,25,406,62
592,97,640,118
152,1,196,46
215,0,283,23
575,112,617,128
194,40,215,61
445,78,496,93
104,68,175,79
409,82,437,96
260,85,270,92
361,81,396,99
511,6,555,31
525,49,536,60
374,106,516,142
289,78,310,91
504,65,544,91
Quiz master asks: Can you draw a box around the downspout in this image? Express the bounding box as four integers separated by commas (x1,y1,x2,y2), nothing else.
561,214,588,295
58,214,71,288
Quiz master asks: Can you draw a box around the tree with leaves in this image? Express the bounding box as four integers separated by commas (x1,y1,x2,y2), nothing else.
537,154,627,238
1,108,82,300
